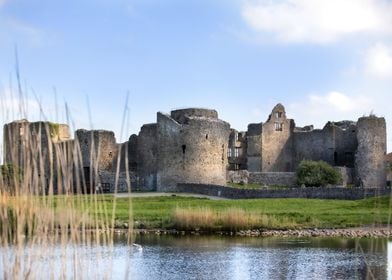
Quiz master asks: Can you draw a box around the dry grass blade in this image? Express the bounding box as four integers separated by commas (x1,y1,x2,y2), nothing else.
0,85,133,279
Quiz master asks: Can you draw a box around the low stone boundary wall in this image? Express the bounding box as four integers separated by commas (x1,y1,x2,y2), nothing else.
175,183,392,200
227,171,296,187
249,172,296,187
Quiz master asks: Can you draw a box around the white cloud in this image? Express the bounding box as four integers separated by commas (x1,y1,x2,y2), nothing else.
0,14,46,48
364,43,392,79
288,91,374,128
242,0,392,43
309,91,371,113
288,91,392,151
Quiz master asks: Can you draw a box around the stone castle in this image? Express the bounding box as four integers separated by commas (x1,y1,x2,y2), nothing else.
2,104,387,193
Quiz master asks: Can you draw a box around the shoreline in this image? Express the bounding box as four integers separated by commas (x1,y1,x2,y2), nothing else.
125,227,392,238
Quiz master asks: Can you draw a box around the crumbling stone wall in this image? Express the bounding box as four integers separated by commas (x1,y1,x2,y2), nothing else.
137,124,158,191
293,122,358,169
293,128,329,166
355,116,387,188
334,167,354,187
128,134,138,172
98,170,132,193
3,120,31,168
157,109,230,191
246,123,262,172
228,129,247,170
333,122,358,168
75,129,118,191
261,104,295,172
227,170,249,184
76,129,117,171
3,104,388,194
3,120,72,194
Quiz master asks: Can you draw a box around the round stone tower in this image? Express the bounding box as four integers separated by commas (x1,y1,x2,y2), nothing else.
355,116,387,188
156,108,231,191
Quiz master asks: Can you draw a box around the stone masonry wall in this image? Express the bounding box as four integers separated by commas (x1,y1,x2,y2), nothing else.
249,172,296,187
76,129,118,171
98,170,133,193
157,109,231,191
246,123,262,172
137,124,158,191
227,170,249,184
261,104,295,172
176,183,391,200
355,116,387,188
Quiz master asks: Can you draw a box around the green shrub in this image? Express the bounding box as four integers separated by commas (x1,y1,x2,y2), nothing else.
296,160,341,187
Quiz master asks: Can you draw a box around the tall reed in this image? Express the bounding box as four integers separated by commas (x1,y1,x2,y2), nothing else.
0,87,133,278
173,206,298,231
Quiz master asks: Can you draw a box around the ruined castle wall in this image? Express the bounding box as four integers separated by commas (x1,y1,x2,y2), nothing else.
98,170,132,193
117,142,129,172
261,104,294,172
293,129,331,167
137,124,158,191
246,123,262,172
171,108,218,124
53,139,80,194
293,123,358,169
58,124,71,141
355,116,387,188
128,134,138,173
228,129,247,170
334,124,358,168
3,120,30,167
75,129,117,171
3,120,72,194
156,114,182,191
157,110,230,191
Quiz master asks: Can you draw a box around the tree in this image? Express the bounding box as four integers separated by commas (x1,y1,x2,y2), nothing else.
296,160,341,187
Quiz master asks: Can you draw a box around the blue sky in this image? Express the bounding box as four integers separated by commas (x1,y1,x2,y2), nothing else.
0,0,391,152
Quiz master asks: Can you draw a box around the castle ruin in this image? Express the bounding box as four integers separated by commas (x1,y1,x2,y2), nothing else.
2,104,387,193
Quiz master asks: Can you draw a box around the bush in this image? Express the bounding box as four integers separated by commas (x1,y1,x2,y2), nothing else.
296,160,341,187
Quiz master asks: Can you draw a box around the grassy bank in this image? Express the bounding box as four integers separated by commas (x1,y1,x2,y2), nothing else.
88,195,392,231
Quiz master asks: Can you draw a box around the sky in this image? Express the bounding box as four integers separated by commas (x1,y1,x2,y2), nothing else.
0,0,391,153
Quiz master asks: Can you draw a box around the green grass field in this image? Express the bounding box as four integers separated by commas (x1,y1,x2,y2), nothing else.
87,195,392,231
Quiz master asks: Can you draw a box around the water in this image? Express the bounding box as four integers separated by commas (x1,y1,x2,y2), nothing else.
1,235,391,279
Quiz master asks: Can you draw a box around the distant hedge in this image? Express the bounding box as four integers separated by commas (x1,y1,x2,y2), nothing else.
296,160,341,187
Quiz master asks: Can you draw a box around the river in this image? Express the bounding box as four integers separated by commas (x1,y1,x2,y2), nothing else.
1,235,391,279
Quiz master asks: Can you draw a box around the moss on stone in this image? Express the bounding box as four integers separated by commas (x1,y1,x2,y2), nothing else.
48,122,60,140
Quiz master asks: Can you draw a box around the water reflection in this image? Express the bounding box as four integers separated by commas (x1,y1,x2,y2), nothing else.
389,241,392,279
0,235,390,279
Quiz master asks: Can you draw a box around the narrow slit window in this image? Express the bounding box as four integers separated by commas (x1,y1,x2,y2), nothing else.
182,145,186,155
